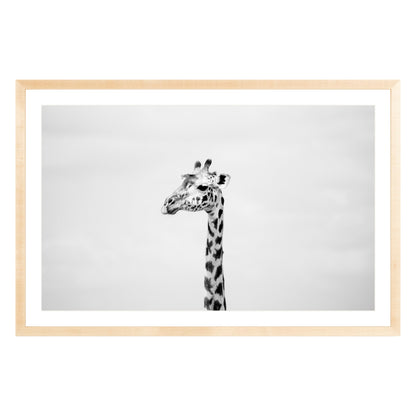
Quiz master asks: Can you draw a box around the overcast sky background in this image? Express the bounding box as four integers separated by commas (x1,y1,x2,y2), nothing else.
42,105,374,310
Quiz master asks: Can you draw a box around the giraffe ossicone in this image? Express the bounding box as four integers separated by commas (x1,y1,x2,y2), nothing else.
162,159,230,310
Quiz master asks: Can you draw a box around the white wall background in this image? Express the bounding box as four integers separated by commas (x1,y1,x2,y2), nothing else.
0,1,414,415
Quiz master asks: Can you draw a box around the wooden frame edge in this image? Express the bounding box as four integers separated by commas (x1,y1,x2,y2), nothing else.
390,80,401,335
16,80,400,336
16,325,399,336
16,79,400,90
16,80,26,335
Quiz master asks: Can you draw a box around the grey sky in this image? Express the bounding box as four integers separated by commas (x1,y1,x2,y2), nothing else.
42,105,374,310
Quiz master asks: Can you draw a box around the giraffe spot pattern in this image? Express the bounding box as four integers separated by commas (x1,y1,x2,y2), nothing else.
214,265,222,280
212,218,218,230
205,261,214,273
207,296,214,309
213,247,222,260
204,277,213,293
213,300,222,310
206,239,213,254
215,282,223,296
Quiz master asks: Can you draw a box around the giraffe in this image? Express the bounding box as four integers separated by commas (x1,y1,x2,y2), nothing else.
161,159,231,310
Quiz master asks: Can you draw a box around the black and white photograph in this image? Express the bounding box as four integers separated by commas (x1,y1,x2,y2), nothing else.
5,0,414,413
42,104,375,312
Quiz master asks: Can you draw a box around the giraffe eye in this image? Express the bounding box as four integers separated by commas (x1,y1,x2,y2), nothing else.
197,185,208,191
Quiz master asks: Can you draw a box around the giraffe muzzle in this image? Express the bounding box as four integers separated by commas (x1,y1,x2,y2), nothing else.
161,197,180,215
161,205,179,215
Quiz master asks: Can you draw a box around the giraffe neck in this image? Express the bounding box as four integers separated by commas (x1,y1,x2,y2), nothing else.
204,195,226,310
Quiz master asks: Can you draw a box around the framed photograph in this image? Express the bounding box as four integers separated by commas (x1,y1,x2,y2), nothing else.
16,80,400,336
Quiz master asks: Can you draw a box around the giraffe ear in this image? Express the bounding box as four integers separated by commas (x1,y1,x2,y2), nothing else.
216,174,230,189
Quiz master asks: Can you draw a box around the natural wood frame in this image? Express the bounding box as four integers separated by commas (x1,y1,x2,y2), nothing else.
16,80,400,336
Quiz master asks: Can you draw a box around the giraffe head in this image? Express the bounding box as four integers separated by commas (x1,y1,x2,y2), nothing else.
162,159,230,215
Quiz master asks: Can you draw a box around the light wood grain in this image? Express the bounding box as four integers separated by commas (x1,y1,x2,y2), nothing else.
390,81,400,334
16,79,399,90
15,326,398,336
16,81,26,335
15,80,400,336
